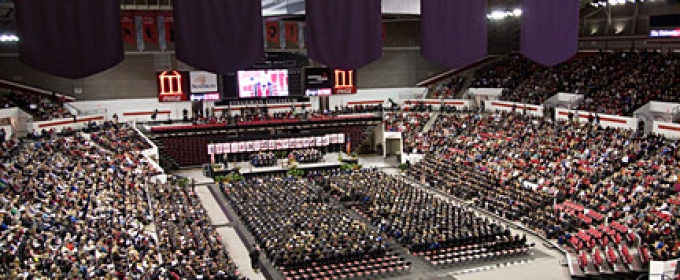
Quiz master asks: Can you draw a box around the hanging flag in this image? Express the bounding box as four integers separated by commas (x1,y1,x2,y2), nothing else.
284,21,299,46
135,13,144,51
142,11,158,44
174,0,265,75
521,0,579,66
382,22,387,42
421,0,488,69
306,0,382,70
121,11,136,45
346,135,352,155
265,20,280,45
163,11,174,42
15,0,123,78
158,14,166,51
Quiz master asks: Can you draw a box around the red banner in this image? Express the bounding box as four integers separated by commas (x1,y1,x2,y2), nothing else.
265,20,279,44
142,12,158,44
121,11,135,45
163,11,174,42
284,21,298,45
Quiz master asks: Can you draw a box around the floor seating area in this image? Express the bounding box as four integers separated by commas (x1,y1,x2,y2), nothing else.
323,170,533,266
223,176,411,279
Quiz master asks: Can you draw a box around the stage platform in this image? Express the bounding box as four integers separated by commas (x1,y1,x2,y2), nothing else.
208,152,352,177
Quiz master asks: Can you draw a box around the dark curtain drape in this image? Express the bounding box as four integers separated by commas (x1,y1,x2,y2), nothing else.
173,0,264,74
305,0,382,70
521,0,579,66
421,0,488,69
15,0,123,79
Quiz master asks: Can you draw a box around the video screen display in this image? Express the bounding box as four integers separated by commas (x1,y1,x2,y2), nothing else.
237,69,289,98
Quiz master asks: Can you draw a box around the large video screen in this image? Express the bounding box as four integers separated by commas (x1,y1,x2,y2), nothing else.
237,69,289,98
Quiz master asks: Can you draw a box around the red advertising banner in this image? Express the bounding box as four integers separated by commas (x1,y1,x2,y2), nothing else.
284,21,299,45
142,11,158,44
163,11,174,42
121,11,136,45
265,20,280,44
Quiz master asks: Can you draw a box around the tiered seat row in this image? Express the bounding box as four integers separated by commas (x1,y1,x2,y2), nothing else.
91,122,152,153
150,179,242,279
468,52,680,116
0,135,244,278
401,110,679,278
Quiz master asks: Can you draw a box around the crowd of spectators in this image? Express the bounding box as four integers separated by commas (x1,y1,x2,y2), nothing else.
384,111,431,154
6,90,73,121
468,52,680,116
151,179,242,279
0,135,243,278
90,122,152,154
431,77,467,99
405,110,680,262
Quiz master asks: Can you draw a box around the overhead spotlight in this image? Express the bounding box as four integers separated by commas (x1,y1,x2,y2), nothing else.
488,11,506,20
512,8,522,16
0,34,19,42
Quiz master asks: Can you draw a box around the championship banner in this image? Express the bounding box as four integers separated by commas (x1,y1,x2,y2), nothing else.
322,136,330,146
215,144,223,154
163,11,174,42
284,21,299,46
207,144,215,155
121,11,136,45
329,134,338,144
265,20,280,45
231,143,239,153
142,11,158,44
338,133,345,144
222,143,230,154
238,142,246,152
276,140,284,150
253,141,261,151
269,140,276,150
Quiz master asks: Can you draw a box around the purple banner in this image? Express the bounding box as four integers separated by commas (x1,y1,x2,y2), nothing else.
521,0,579,66
306,0,382,70
173,0,264,74
421,0,488,69
16,0,123,79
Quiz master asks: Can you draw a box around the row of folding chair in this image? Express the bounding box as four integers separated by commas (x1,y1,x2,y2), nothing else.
282,256,411,280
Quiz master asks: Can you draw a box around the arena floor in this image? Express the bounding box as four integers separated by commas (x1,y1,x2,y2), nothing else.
174,155,573,280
